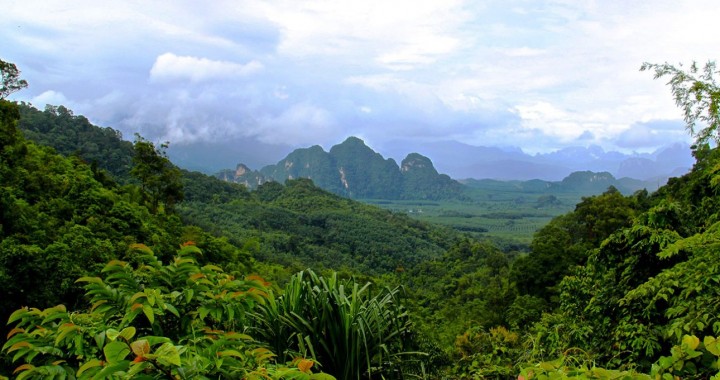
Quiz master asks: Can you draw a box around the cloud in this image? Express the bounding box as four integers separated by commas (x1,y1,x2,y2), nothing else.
614,120,690,150
254,102,340,146
149,53,263,83
262,0,466,69
3,0,719,161
30,90,70,107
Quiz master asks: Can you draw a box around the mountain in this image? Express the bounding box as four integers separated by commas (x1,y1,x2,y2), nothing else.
219,136,465,200
462,170,659,195
376,139,694,181
13,103,461,275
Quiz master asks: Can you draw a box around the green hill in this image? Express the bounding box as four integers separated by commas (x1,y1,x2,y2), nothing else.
220,136,466,200
14,103,462,276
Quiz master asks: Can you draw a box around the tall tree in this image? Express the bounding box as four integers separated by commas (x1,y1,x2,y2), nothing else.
0,58,28,99
130,135,183,213
641,61,720,146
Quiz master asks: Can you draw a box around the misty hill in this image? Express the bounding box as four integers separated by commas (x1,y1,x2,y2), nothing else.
462,170,660,195
218,136,465,200
378,139,694,181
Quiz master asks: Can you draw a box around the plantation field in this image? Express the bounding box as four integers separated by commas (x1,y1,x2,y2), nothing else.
363,188,585,245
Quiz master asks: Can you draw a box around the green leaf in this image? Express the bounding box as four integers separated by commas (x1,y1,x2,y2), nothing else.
106,328,120,341
54,323,79,346
6,308,28,324
119,327,136,341
143,336,172,346
129,292,147,304
683,335,701,350
142,304,154,324
95,361,131,378
164,303,180,318
155,343,181,367
104,340,131,363
75,276,103,284
310,373,337,380
658,356,674,369
77,359,103,376
131,339,150,356
94,331,106,349
705,336,720,356
218,349,245,358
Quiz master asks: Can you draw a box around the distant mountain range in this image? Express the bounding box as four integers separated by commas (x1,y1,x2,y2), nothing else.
376,140,694,181
462,170,662,196
216,137,465,200
217,136,676,200
173,135,694,183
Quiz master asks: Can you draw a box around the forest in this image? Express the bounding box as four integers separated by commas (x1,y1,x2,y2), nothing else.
2,58,720,379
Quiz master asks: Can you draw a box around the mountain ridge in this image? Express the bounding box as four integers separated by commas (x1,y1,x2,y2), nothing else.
217,136,466,200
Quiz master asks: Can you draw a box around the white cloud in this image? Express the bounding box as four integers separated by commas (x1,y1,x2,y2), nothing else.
149,53,263,83
30,90,70,107
4,0,720,154
261,0,466,69
253,102,340,146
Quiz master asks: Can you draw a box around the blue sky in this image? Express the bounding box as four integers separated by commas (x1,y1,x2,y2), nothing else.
2,0,717,163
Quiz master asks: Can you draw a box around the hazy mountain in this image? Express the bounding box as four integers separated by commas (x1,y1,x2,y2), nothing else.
377,140,693,181
462,170,659,195
218,137,464,200
163,134,693,182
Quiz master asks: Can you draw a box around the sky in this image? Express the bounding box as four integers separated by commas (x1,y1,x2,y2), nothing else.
2,0,718,167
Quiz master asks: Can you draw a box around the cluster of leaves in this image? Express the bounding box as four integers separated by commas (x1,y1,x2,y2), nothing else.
2,244,333,379
130,135,184,213
253,270,426,379
0,59,28,99
516,334,720,380
451,326,525,379
641,61,720,146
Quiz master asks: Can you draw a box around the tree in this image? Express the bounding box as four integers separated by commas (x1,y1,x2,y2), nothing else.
641,61,720,146
130,135,183,213
0,59,28,99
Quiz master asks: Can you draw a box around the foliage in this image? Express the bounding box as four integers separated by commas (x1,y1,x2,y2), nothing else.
0,59,28,99
131,135,184,213
650,335,720,380
253,269,425,380
641,61,720,146
2,244,333,379
518,355,651,380
517,334,720,380
512,186,644,305
400,239,516,347
178,178,458,274
17,103,135,180
0,99,255,370
451,326,525,379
